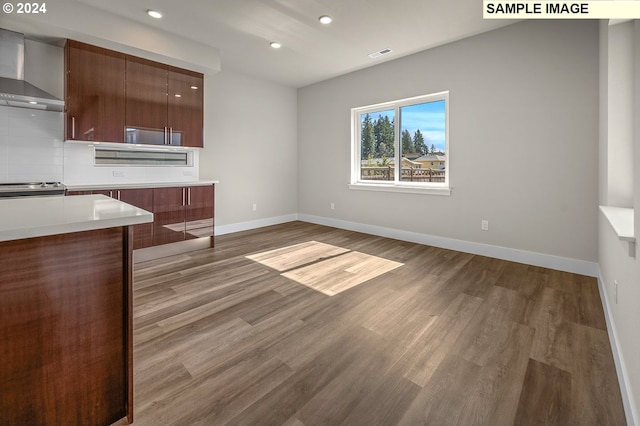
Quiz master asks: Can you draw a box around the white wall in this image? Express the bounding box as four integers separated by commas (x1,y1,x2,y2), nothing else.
607,22,635,207
298,20,599,265
199,69,298,231
599,20,640,426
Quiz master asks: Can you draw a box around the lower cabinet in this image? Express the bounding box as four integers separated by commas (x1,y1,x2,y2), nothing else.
67,184,214,249
153,186,215,245
186,185,215,240
152,187,186,245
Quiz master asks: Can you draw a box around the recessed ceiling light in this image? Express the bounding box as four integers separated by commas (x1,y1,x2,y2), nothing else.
174,94,182,98
319,15,332,24
270,41,282,49
190,85,199,90
146,9,162,19
28,101,37,104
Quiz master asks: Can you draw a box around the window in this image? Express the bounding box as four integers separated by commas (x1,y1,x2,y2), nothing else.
350,92,449,195
94,147,191,166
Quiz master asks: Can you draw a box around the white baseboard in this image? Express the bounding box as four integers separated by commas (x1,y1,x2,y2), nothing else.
214,214,298,236
214,213,598,276
597,270,638,426
297,214,599,277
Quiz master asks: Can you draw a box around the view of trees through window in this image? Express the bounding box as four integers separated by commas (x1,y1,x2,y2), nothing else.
357,96,447,185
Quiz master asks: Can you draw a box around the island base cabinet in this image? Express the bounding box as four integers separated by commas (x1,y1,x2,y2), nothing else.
0,227,133,426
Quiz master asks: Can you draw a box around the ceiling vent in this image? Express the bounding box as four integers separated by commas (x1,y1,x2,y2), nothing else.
368,48,392,59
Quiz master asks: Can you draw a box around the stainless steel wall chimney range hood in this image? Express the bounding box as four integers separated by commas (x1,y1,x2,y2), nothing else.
0,28,64,112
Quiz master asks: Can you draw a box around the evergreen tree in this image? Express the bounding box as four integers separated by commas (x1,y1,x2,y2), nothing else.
361,114,375,160
401,129,414,155
413,129,426,155
374,115,394,158
430,143,436,155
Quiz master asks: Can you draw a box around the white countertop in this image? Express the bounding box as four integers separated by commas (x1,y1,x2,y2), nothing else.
0,195,154,242
66,180,218,191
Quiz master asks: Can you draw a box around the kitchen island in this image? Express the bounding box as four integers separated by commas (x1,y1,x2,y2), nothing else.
0,195,153,426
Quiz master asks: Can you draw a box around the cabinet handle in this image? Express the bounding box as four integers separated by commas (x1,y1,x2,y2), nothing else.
169,127,173,145
188,187,191,205
71,116,76,139
117,190,121,200
182,187,186,206
164,126,168,145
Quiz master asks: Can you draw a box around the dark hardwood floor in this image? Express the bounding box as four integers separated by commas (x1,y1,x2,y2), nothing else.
132,221,626,425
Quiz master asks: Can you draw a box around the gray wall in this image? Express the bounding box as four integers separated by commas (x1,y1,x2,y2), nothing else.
199,69,298,228
298,20,599,263
599,20,640,425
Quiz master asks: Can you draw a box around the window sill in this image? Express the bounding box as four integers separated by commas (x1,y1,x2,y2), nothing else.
348,182,451,196
600,205,635,257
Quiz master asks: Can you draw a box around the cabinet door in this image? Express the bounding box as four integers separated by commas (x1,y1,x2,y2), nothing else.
185,185,214,239
118,189,154,249
125,56,169,145
65,40,125,142
168,68,204,147
152,187,185,245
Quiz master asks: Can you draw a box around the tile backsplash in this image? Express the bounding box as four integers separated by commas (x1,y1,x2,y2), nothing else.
0,105,64,183
0,105,200,185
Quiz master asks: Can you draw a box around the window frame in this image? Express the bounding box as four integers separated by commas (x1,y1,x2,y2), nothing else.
350,91,450,196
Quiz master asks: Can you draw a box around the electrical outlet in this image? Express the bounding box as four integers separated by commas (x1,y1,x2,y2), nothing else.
112,170,125,177
252,203,257,212
614,280,618,304
330,202,335,210
481,220,489,231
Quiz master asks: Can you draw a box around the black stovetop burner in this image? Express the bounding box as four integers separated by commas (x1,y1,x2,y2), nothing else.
0,182,66,198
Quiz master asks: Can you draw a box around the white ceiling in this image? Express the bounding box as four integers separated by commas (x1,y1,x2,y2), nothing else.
3,0,516,88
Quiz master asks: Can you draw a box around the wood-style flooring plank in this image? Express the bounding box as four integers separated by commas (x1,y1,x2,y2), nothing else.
399,355,483,425
513,359,572,426
569,322,626,425
529,286,577,372
456,321,535,426
400,293,483,387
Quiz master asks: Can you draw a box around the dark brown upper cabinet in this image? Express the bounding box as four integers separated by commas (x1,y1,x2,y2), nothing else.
65,40,204,147
125,57,204,147
168,67,204,148
65,40,126,143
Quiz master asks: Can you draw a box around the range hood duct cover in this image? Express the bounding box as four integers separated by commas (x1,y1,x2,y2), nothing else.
0,28,63,112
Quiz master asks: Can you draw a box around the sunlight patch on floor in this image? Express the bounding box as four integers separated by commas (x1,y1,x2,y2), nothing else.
247,241,403,296
246,240,350,272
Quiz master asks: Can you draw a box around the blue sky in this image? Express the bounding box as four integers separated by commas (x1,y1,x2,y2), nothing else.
361,100,446,152
401,100,446,152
